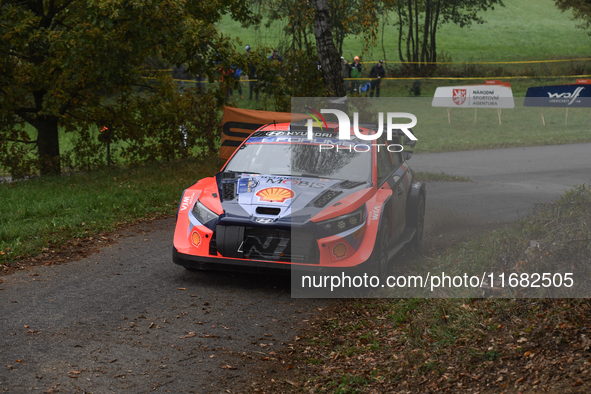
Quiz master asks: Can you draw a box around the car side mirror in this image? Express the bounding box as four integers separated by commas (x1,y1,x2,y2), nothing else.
403,151,413,161
403,132,416,149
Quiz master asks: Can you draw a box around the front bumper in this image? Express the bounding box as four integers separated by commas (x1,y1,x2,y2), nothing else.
173,247,291,274
172,247,379,276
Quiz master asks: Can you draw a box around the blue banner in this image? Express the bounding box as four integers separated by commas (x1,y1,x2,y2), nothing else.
524,84,591,107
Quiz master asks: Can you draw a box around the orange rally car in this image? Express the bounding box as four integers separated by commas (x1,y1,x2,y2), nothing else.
173,121,425,279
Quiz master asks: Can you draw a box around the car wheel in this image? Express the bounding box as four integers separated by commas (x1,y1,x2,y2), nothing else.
373,224,390,282
409,194,425,253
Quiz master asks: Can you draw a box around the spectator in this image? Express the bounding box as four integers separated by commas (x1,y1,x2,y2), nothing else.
233,66,243,99
341,57,351,93
224,68,234,99
369,60,385,98
172,64,189,90
224,66,243,99
350,56,362,93
264,49,283,99
268,49,283,62
195,71,204,93
218,66,233,99
245,45,258,101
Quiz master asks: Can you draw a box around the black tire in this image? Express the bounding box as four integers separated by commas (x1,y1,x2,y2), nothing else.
372,223,390,282
409,194,425,253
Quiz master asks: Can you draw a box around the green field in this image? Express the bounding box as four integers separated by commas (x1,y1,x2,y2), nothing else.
360,97,591,153
218,0,590,63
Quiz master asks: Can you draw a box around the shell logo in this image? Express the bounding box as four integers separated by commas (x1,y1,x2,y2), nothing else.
332,243,347,259
255,187,294,203
191,231,201,247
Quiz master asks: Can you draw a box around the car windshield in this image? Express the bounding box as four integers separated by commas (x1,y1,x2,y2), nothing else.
224,142,372,182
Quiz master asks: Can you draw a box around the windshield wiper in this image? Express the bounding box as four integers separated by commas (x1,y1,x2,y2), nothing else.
300,174,324,178
273,173,324,178
223,170,261,175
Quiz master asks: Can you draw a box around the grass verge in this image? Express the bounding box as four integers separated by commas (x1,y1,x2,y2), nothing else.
414,171,471,183
0,157,220,269
247,185,591,393
418,184,591,298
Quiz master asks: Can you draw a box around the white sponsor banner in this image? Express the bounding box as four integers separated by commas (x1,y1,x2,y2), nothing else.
432,81,514,109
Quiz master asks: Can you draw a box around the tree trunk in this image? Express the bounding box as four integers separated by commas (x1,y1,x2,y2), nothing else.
406,0,414,68
397,6,405,62
414,0,419,63
33,115,61,175
311,0,346,97
429,0,441,63
421,0,431,64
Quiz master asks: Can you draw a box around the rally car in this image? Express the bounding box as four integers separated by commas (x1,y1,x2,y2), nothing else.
172,121,426,279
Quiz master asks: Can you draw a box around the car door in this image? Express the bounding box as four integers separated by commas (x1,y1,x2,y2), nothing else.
376,136,406,240
389,150,407,238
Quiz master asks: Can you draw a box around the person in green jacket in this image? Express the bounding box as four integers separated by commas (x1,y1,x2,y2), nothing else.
350,56,363,93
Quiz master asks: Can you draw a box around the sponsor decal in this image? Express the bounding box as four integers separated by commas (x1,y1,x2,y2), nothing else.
547,86,584,105
332,243,347,258
248,134,349,145
255,218,274,224
368,206,381,223
191,231,201,247
353,226,366,240
432,82,514,108
180,192,195,211
256,187,295,203
524,84,591,108
453,89,467,105
264,178,325,189
250,130,337,139
237,176,259,194
304,107,328,130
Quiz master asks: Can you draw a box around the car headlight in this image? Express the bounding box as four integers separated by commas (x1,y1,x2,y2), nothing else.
192,199,219,225
317,205,365,235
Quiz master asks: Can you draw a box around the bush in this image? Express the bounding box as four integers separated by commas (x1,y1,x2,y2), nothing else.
117,86,221,164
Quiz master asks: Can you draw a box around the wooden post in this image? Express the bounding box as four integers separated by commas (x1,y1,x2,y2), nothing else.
565,108,569,125
474,108,477,124
497,108,502,125
541,108,545,126
447,107,451,124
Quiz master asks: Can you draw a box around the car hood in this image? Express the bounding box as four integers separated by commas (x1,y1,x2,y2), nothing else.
218,174,369,225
